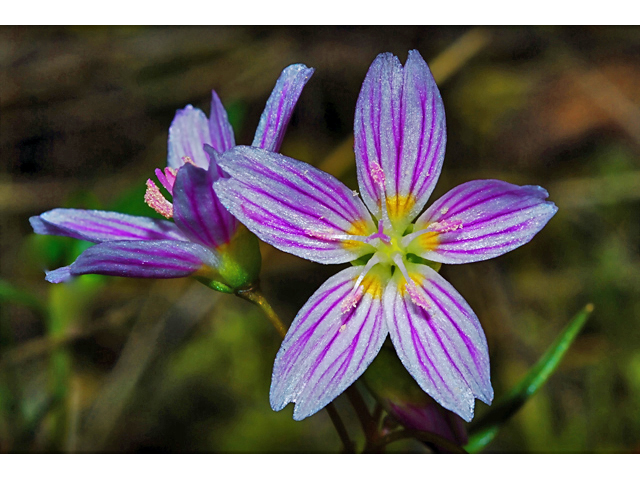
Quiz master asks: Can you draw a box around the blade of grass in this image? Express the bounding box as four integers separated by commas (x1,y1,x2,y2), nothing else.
466,303,594,453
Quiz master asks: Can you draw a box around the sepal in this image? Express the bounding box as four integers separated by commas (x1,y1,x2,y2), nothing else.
196,225,262,294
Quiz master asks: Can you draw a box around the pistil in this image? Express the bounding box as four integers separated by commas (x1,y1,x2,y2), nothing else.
154,167,178,194
367,219,391,245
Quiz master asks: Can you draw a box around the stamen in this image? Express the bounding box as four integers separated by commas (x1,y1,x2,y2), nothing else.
303,228,363,242
370,161,385,187
144,179,174,219
401,228,429,247
369,161,392,230
401,219,464,248
181,156,196,166
304,228,336,241
392,253,431,311
341,286,364,314
405,282,431,311
429,219,464,233
341,253,382,314
303,225,375,247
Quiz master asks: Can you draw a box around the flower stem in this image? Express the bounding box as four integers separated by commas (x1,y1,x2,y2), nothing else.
325,403,355,453
236,285,354,453
236,286,287,339
345,385,380,450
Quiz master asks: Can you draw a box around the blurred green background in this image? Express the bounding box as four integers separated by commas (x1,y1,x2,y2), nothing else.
1,26,639,453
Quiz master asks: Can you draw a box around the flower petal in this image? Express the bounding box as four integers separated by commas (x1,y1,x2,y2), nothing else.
354,52,403,220
30,209,189,243
270,266,389,420
410,179,558,264
173,163,237,249
354,51,446,227
45,266,72,283
167,105,211,169
208,90,236,153
203,144,227,182
215,146,376,264
384,264,492,421
46,240,218,283
395,50,447,224
252,64,314,153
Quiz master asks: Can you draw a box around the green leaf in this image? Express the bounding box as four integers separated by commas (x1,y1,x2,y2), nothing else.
0,278,46,315
466,303,594,453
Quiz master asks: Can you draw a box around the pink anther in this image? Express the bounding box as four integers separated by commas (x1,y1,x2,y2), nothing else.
341,286,364,314
304,228,336,241
406,282,430,311
144,179,174,219
429,219,464,234
370,161,385,187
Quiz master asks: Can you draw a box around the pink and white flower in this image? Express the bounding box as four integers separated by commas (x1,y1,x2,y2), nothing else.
214,50,558,421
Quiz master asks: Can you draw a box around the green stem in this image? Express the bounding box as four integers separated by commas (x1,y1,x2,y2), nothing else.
325,403,355,453
236,285,354,453
236,287,287,339
345,385,379,450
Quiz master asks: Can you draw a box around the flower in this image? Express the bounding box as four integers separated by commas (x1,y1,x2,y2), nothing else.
31,64,314,293
386,399,468,448
365,348,468,449
213,50,557,420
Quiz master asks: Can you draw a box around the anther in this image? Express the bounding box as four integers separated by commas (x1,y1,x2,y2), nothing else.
369,161,392,230
392,253,431,312
405,282,431,311
341,286,364,314
304,228,337,241
370,161,385,187
429,219,463,233
144,179,174,219
341,253,382,314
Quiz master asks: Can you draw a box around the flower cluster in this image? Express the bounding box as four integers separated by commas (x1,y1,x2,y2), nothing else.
32,50,557,423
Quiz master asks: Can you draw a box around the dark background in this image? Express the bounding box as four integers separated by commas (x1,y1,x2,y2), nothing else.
1,26,639,452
